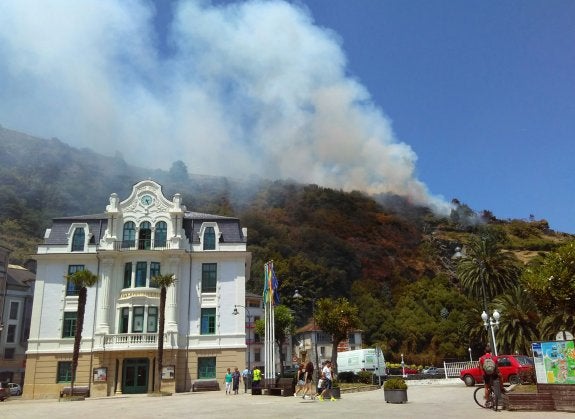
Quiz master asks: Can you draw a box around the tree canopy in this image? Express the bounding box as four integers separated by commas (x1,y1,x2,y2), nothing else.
314,297,361,372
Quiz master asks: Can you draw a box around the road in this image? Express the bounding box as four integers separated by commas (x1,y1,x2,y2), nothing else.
0,380,569,419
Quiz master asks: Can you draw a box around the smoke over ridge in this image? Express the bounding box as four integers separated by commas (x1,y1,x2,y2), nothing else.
0,0,448,213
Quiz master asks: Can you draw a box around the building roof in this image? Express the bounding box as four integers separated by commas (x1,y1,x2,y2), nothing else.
44,218,108,245
44,211,246,245
7,264,35,289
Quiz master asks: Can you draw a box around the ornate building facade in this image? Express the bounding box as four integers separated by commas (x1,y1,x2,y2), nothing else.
24,180,250,398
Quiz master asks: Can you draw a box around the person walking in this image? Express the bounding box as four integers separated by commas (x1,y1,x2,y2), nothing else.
232,367,241,395
294,364,305,397
301,361,315,400
241,367,251,393
318,360,335,401
224,368,233,395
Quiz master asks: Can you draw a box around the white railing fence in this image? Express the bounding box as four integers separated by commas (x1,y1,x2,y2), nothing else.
443,360,479,378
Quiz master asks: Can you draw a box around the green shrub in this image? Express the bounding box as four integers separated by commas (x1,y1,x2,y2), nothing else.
356,371,373,384
383,378,407,390
337,371,357,383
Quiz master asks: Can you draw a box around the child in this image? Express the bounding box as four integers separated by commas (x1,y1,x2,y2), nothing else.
316,373,325,399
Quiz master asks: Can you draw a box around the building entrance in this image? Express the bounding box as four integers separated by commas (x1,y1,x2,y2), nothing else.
122,358,149,394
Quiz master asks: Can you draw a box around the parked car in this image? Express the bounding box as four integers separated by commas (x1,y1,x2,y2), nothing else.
422,367,441,375
459,354,534,386
8,383,22,396
0,382,11,401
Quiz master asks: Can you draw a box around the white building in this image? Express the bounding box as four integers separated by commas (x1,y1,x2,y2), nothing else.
24,180,251,398
0,248,35,386
293,320,363,369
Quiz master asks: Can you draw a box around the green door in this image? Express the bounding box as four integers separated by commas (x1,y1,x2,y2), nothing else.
123,358,149,394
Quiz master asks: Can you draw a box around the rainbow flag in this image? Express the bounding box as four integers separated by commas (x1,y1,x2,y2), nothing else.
263,261,280,306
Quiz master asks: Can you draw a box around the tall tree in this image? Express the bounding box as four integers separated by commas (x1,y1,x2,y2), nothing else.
254,304,295,374
151,273,175,392
492,286,540,354
65,269,98,395
522,241,575,340
456,234,520,307
314,297,361,374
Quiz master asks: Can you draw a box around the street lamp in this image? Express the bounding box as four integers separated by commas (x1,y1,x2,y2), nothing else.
401,353,406,378
232,304,252,371
468,347,472,363
293,289,319,374
481,309,500,356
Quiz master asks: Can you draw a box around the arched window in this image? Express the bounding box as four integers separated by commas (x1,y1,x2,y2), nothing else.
155,221,167,248
139,221,151,250
122,222,136,248
71,228,85,252
203,226,216,250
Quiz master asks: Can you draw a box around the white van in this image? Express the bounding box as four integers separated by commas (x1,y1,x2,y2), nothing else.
336,348,387,377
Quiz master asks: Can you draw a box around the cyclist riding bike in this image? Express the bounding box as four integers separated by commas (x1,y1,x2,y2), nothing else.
479,345,503,401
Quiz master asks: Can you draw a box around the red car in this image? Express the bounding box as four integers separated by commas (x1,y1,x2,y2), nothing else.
459,354,534,386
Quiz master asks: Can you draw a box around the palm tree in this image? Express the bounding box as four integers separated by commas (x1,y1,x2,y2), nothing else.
66,269,98,395
151,273,175,393
492,286,540,354
456,235,520,307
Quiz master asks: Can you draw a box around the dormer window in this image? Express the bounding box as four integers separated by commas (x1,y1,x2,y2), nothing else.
203,226,216,250
71,228,85,252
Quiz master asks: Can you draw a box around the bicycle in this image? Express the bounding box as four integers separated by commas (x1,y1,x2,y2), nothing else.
473,377,501,411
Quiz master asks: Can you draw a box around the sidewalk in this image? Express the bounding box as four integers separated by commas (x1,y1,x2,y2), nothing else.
1,382,571,419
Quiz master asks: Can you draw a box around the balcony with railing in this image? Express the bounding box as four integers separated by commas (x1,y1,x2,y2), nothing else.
100,332,179,351
109,239,174,251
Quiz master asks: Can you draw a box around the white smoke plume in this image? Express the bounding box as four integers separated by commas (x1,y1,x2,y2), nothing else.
0,0,449,213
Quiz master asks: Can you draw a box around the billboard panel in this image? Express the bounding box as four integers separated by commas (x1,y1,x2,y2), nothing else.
531,340,575,384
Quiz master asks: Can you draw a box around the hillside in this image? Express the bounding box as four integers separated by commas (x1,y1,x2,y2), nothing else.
1,125,572,364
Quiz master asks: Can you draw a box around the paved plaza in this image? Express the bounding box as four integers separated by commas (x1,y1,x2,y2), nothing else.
0,381,571,419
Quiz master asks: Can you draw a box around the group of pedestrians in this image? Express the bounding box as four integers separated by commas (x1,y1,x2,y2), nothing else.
224,367,242,395
294,360,336,401
225,366,261,395
226,361,335,401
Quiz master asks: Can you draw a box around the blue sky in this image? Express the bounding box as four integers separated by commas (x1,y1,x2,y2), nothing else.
293,0,575,233
0,1,573,232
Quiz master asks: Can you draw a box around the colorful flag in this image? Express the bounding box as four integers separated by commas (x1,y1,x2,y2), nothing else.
263,261,280,306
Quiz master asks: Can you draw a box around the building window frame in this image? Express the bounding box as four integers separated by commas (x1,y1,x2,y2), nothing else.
122,221,136,248
57,361,73,383
200,308,216,335
62,312,77,338
198,357,216,379
132,306,145,333
147,307,158,333
66,265,84,296
71,227,85,252
150,262,161,288
135,262,147,288
155,221,167,248
9,301,19,320
201,263,217,293
203,226,216,250
123,262,132,288
6,324,17,343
